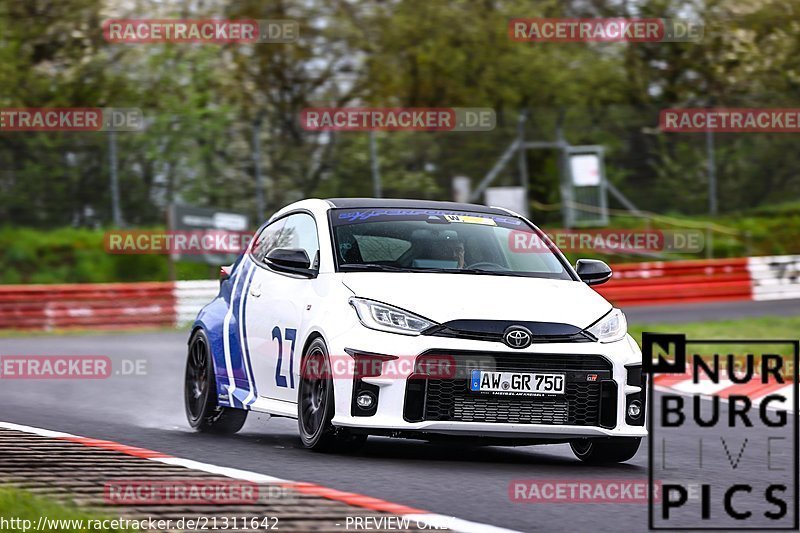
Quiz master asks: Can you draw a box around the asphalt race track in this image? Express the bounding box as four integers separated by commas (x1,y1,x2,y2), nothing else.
1,298,798,532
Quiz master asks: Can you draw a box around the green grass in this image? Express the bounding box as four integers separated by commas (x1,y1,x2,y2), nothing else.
628,315,800,341
0,486,137,532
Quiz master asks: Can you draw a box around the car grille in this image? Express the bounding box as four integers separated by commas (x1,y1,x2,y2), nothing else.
404,352,613,427
422,319,594,344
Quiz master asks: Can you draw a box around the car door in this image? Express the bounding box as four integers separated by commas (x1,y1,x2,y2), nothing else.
244,212,321,404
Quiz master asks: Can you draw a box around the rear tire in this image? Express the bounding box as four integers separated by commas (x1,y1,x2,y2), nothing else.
570,437,641,464
298,338,367,452
185,329,248,434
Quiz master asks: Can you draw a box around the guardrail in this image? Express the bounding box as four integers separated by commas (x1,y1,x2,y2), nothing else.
748,255,800,301
1,255,799,330
594,257,752,306
0,282,176,330
175,280,219,325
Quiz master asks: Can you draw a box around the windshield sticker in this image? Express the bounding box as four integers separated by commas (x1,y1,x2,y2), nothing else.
443,214,497,226
334,209,521,227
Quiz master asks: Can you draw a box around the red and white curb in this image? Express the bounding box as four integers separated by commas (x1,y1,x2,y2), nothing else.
0,421,520,533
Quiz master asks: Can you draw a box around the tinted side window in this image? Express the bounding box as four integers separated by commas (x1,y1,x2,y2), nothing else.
251,218,286,263
280,213,320,268
251,214,320,268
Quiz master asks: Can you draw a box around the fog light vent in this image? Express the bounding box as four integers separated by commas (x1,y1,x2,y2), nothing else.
627,400,642,419
356,392,376,410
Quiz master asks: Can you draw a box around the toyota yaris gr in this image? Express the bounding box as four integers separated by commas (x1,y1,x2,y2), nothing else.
185,198,646,463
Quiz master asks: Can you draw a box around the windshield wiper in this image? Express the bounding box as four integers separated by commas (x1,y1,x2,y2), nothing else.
339,263,406,272
458,268,517,276
340,264,522,276
409,267,519,276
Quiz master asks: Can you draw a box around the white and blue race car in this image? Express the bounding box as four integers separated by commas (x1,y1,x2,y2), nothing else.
184,198,646,463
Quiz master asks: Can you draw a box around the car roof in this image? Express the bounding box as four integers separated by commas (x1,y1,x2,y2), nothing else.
324,197,513,216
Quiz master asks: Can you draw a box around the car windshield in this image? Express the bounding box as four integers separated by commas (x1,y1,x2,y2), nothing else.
330,208,573,280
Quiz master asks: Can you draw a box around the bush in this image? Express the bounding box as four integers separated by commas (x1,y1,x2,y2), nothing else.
0,227,212,284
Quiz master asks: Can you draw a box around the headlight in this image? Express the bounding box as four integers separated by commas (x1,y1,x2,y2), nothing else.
586,308,627,343
349,297,436,336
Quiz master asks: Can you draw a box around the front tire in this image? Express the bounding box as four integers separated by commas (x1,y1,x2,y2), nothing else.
298,338,366,452
570,437,641,464
185,329,248,434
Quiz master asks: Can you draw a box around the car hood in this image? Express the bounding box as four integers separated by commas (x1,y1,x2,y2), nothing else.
340,272,612,329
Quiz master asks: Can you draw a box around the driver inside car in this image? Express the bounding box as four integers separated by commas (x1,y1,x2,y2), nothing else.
443,238,466,269
439,238,466,269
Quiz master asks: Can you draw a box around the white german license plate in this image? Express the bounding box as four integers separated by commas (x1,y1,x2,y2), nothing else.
469,370,565,395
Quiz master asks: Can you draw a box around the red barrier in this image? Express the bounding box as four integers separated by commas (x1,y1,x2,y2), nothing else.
595,258,753,306
0,282,176,330
0,257,760,330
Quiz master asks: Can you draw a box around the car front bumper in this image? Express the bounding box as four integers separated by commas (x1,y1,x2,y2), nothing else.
326,326,648,439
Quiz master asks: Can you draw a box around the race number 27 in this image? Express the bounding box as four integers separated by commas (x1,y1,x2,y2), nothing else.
272,326,297,388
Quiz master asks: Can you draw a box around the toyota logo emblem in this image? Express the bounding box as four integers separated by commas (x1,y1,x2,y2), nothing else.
503,326,532,349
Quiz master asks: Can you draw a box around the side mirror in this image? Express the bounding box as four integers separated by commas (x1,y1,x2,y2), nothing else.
575,259,612,286
265,248,315,277
219,264,232,285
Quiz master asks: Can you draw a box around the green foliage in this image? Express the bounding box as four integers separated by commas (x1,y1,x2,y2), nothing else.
0,227,210,284
5,198,800,284
2,0,800,229
0,486,137,532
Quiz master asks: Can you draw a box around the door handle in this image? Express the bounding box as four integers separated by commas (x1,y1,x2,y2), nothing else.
250,284,262,298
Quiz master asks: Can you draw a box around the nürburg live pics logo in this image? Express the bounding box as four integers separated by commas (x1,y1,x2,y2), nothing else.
643,332,799,530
